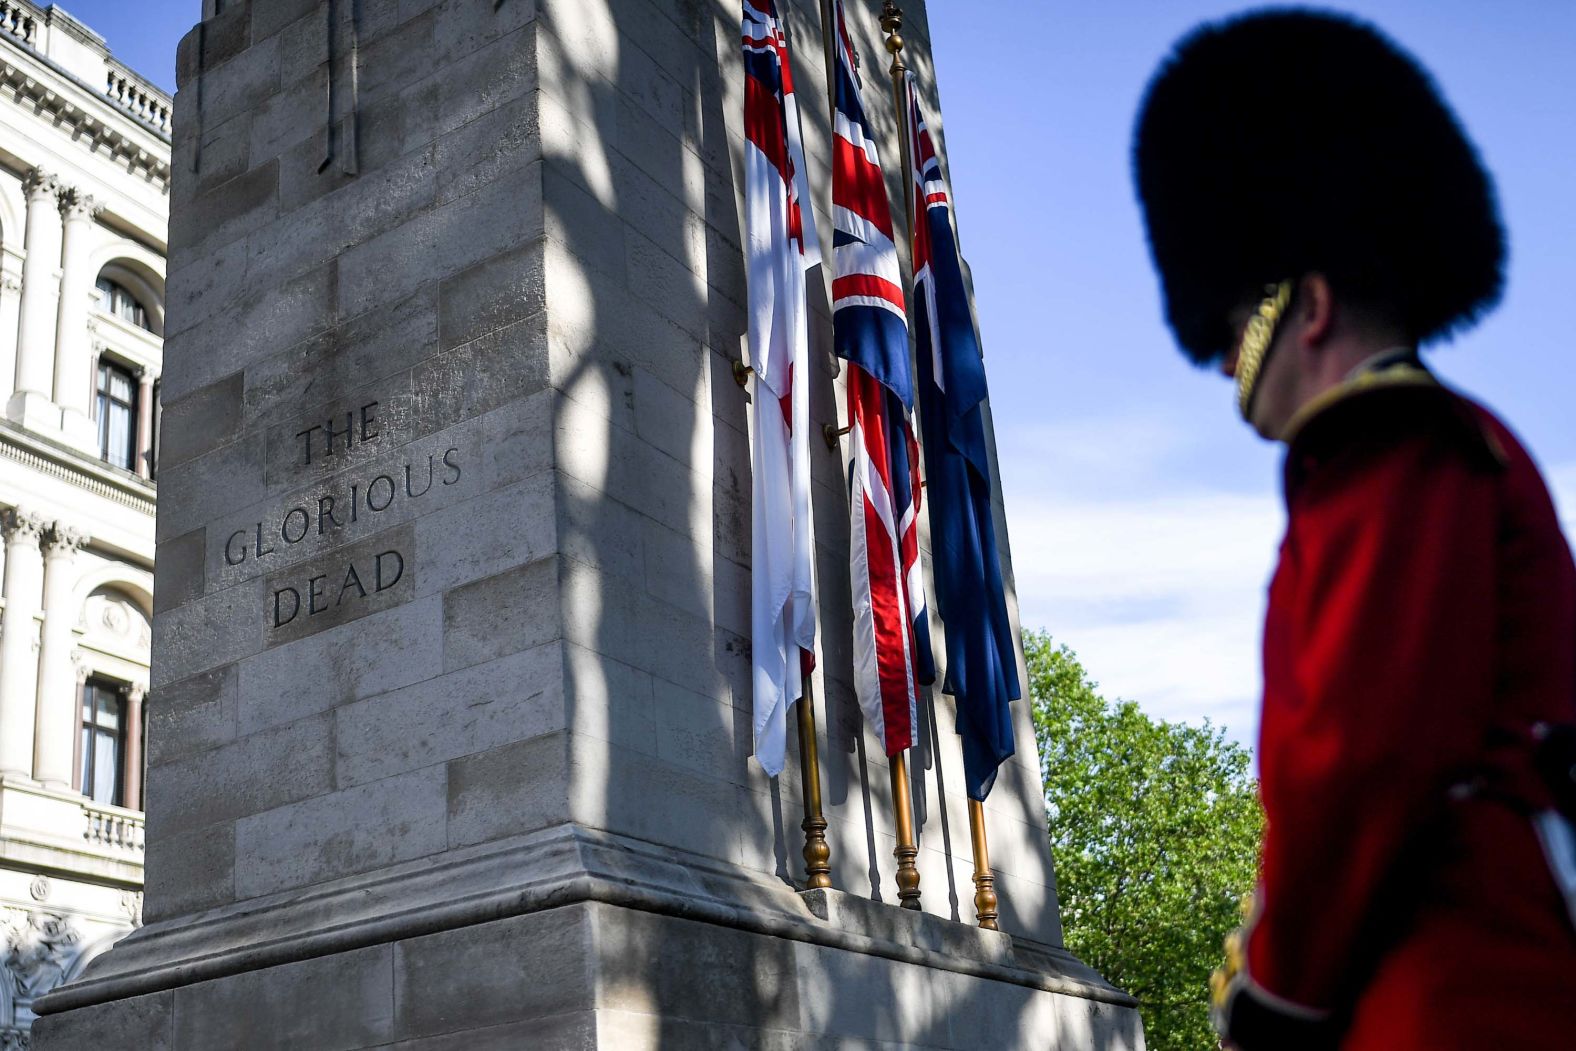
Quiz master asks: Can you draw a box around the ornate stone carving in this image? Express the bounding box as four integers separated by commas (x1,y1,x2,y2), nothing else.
81,590,151,653
100,600,129,637
26,878,48,904
40,526,86,558
55,189,101,223
0,510,44,547
19,169,58,201
119,891,142,928
1,910,80,1005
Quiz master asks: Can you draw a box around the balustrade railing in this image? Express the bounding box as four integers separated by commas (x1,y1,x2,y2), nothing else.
0,0,38,47
82,800,145,854
0,0,173,136
105,61,172,135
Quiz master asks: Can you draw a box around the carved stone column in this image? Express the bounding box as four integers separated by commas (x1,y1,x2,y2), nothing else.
135,367,155,480
33,525,85,790
0,508,45,778
0,265,22,406
121,682,145,810
7,169,62,429
53,189,101,452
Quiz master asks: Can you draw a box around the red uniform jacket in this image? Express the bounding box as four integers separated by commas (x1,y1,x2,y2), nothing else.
1243,371,1576,1049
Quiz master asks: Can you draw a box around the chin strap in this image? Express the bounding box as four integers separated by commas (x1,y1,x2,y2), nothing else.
1236,280,1294,420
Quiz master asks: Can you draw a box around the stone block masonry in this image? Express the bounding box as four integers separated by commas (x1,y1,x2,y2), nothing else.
34,1,1143,1047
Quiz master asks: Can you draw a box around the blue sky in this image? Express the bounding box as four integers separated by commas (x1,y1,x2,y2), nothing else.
79,1,1575,747
55,2,186,93
925,1,1576,745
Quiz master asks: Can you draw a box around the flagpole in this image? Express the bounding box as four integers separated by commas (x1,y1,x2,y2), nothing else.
880,2,914,265
820,0,837,118
798,676,833,889
967,799,1000,929
881,0,1001,929
888,752,923,909
877,0,926,915
825,0,924,913
743,1,834,893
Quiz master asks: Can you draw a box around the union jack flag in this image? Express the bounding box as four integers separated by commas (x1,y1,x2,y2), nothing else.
830,0,933,757
742,0,819,777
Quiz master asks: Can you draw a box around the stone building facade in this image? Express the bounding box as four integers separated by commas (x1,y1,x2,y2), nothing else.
0,3,168,1043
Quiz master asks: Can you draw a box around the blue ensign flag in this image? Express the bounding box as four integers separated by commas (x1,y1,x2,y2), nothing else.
905,74,1020,801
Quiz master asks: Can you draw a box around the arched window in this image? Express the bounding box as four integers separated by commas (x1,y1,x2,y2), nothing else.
94,276,152,331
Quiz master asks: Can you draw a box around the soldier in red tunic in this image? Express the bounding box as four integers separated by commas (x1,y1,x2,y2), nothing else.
1132,11,1576,1049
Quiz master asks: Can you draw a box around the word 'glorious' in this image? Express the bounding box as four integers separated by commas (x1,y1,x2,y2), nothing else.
226,449,460,566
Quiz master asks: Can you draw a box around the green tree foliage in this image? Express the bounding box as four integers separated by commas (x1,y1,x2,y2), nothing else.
1025,630,1262,1051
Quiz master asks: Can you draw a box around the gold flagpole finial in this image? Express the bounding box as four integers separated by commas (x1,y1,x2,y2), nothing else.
880,2,905,76
879,0,916,281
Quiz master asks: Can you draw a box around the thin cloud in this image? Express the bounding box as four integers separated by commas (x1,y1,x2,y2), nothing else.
1002,437,1576,754
1000,419,1282,747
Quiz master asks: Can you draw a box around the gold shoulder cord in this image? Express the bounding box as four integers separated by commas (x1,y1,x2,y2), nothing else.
1235,280,1293,419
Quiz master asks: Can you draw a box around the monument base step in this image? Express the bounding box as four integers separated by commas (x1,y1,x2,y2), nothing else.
34,825,1143,1049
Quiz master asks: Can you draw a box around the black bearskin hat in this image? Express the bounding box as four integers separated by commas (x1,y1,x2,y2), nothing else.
1133,9,1506,364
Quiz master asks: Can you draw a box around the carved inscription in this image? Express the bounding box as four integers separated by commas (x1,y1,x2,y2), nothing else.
224,448,461,567
273,549,404,628
238,395,467,639
296,401,381,466
265,525,416,646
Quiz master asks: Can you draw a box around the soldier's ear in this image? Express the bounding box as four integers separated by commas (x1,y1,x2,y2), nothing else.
1295,272,1336,348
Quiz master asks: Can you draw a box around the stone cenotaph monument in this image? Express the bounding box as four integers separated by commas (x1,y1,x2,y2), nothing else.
35,0,1143,1046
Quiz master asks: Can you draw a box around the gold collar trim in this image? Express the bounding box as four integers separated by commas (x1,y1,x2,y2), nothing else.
1279,361,1436,444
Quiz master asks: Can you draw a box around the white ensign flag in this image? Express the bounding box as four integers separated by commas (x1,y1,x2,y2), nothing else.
742,0,819,775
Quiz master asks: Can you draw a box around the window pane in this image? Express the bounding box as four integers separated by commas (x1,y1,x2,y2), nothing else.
94,691,121,730
91,730,119,804
95,362,140,469
79,726,93,794
108,403,132,469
